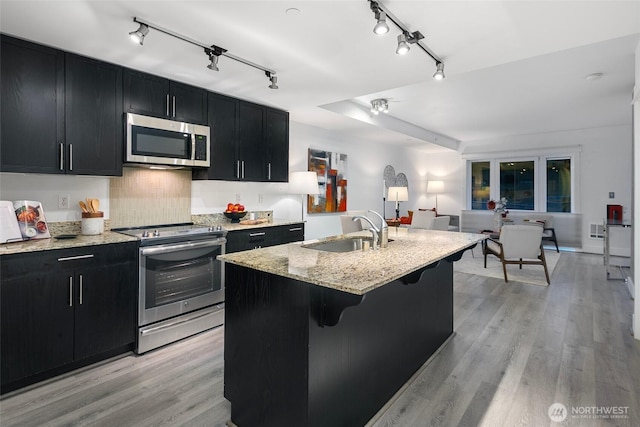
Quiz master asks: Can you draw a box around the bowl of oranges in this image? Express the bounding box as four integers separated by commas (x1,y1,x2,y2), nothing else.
223,203,247,223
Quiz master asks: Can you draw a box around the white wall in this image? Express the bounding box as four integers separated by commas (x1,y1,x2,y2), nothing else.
460,124,633,254
633,39,640,338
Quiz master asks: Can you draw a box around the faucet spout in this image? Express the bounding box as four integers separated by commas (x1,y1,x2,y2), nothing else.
352,215,380,249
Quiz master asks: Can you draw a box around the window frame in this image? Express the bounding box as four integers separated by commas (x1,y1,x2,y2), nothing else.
464,146,580,213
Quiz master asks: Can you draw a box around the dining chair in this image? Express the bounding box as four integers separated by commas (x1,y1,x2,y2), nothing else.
429,216,451,231
523,214,559,252
409,210,436,229
483,224,550,284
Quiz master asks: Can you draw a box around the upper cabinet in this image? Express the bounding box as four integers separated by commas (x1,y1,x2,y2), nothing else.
193,93,289,182
123,69,207,125
1,35,123,176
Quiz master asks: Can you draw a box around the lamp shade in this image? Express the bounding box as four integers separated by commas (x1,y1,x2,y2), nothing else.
289,171,320,195
427,180,444,193
387,186,409,202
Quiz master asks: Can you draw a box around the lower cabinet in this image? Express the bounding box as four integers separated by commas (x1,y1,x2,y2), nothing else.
226,223,304,253
0,241,138,392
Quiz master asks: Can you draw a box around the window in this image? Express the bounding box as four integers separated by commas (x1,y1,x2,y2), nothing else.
499,161,534,210
471,161,490,210
467,154,575,213
546,158,571,212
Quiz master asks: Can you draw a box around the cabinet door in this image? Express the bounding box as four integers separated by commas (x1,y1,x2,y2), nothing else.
281,223,305,243
0,35,64,174
193,92,239,180
73,243,137,360
237,101,265,181
265,109,289,182
65,53,123,176
123,69,170,118
170,81,207,125
1,261,74,384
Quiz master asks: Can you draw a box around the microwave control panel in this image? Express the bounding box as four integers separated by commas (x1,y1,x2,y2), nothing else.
194,135,208,161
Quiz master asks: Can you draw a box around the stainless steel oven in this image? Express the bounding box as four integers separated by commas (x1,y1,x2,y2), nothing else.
115,224,226,354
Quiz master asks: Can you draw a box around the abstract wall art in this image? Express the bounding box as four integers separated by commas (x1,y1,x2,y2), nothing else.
307,148,348,213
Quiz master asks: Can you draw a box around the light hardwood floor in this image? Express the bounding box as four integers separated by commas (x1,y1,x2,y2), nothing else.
1,252,639,426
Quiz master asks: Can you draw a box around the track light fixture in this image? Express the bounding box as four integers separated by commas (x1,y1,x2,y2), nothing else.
370,2,389,35
368,1,445,80
370,98,389,115
266,71,278,90
433,62,445,80
129,23,149,45
204,46,227,72
128,17,279,89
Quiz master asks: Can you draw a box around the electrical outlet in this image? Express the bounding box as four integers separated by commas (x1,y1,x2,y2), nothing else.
258,194,263,203
609,192,615,199
58,194,70,209
235,193,241,202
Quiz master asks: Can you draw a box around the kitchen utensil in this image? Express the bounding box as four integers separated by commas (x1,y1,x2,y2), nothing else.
91,199,100,213
79,201,88,213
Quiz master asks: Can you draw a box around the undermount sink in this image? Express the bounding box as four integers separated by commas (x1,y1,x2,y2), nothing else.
302,237,371,253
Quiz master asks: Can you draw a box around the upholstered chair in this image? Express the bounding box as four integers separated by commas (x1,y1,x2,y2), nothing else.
429,216,451,231
340,215,364,234
409,210,436,229
523,214,559,252
483,224,550,284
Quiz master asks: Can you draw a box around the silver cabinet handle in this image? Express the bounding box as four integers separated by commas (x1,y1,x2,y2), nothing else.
289,227,302,232
58,254,94,262
249,232,266,237
241,160,245,179
69,277,73,307
59,143,64,171
69,144,73,171
79,274,83,305
166,94,170,116
172,96,176,117
236,160,240,179
268,163,271,180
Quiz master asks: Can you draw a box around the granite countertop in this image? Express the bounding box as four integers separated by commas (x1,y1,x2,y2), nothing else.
0,232,138,256
218,227,486,295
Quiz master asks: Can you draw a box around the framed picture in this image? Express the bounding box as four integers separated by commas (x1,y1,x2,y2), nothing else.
307,148,348,213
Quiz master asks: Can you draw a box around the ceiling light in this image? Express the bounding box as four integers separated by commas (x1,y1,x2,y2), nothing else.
370,98,389,114
128,17,278,87
129,23,149,45
396,33,410,55
373,11,389,35
266,71,278,90
433,62,445,80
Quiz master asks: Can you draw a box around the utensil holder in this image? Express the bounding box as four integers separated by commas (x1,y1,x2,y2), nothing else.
82,211,104,235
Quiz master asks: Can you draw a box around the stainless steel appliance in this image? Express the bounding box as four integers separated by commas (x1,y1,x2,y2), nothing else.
125,113,210,168
114,223,226,354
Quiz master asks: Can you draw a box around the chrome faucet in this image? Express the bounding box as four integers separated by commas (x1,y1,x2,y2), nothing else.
352,215,380,250
367,210,389,248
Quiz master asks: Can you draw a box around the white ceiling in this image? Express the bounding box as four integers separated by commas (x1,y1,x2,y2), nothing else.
1,0,639,152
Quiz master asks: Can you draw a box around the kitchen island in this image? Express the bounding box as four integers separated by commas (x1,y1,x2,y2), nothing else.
219,227,484,427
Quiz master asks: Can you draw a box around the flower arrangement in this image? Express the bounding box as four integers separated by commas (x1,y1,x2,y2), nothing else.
487,197,508,214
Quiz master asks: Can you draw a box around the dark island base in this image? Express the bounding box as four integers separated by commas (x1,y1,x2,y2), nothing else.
224,259,455,427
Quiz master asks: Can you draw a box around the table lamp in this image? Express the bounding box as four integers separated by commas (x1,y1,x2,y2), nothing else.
426,180,444,213
289,171,320,221
387,186,408,219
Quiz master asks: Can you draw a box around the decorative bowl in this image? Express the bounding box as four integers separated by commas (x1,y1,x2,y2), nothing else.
224,211,247,223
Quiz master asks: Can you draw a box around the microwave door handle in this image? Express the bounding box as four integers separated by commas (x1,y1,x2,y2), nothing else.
166,94,170,117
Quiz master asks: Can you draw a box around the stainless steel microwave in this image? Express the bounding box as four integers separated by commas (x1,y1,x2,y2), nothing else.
125,113,210,168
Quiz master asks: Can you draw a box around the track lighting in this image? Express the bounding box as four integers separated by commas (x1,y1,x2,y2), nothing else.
370,98,389,115
433,62,445,80
129,23,149,45
373,11,389,35
128,17,279,88
396,33,410,55
266,71,278,90
367,1,445,80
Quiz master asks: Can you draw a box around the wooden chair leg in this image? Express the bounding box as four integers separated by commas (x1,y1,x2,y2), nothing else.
519,258,523,269
539,246,551,284
500,255,509,282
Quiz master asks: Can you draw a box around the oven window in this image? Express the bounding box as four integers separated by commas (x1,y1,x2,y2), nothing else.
144,246,221,309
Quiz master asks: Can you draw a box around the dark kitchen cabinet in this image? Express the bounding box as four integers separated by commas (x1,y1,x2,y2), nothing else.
265,109,289,182
193,93,289,182
1,35,64,174
1,242,137,393
225,223,304,253
0,35,123,176
123,68,207,125
65,53,123,176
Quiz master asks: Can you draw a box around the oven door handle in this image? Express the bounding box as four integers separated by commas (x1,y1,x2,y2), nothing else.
140,239,226,256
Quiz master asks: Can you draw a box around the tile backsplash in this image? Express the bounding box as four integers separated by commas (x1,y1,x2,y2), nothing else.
109,168,192,228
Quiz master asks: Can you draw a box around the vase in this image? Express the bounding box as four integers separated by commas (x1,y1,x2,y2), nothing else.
493,212,503,232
